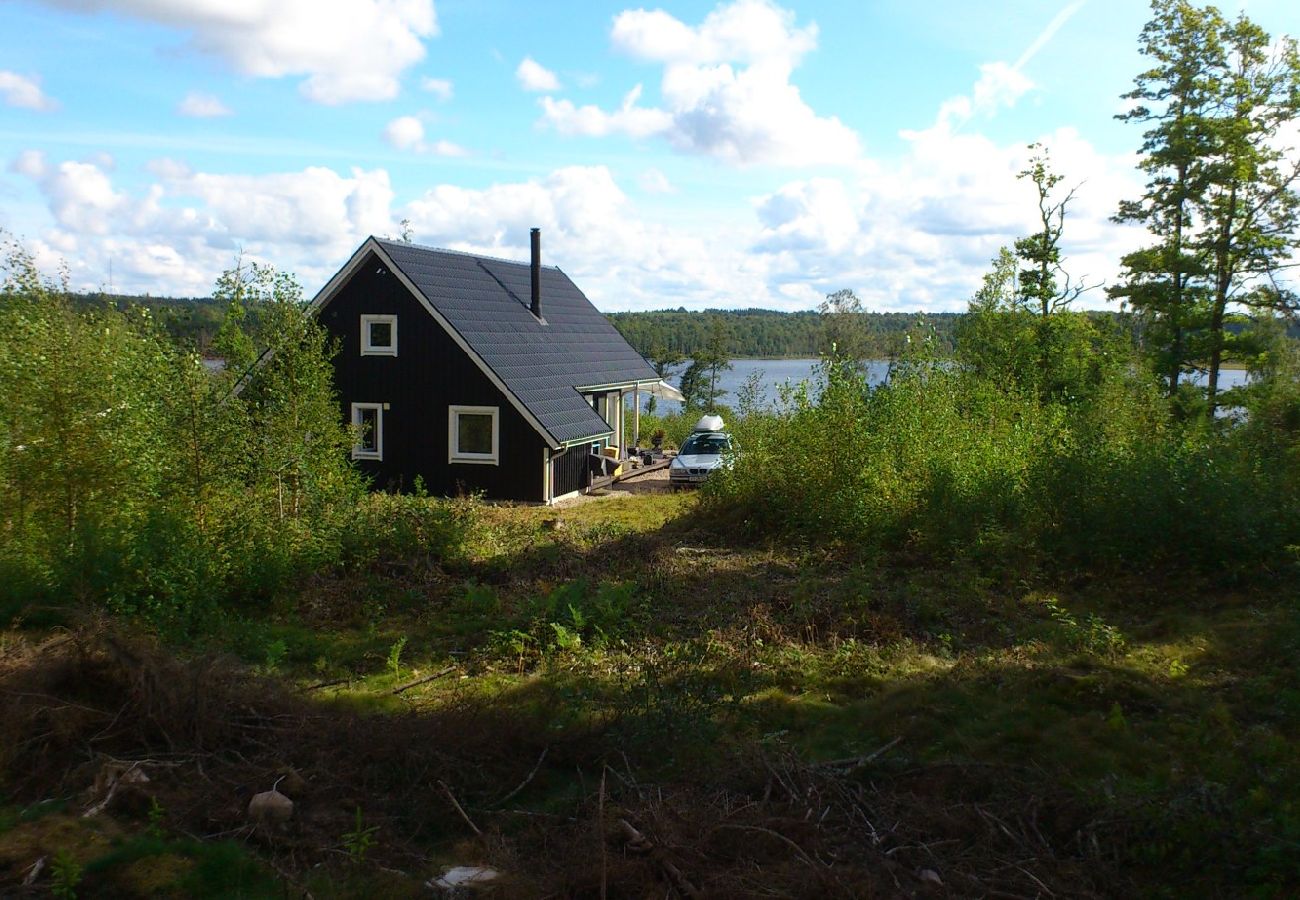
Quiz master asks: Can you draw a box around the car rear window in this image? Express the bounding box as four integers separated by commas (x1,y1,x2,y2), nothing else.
681,434,730,455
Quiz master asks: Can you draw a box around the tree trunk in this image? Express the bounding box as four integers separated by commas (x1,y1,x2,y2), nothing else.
1168,162,1187,396
1207,183,1238,416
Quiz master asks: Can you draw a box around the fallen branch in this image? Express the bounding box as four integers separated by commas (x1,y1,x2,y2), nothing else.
84,761,149,818
302,677,350,692
616,818,653,853
599,769,608,900
22,857,45,886
391,666,456,695
612,819,698,896
495,745,548,806
712,823,818,868
816,736,903,771
0,690,113,717
439,780,482,837
661,860,700,898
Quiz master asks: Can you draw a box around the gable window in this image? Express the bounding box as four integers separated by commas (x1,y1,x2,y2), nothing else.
360,314,397,356
449,405,499,465
351,403,384,460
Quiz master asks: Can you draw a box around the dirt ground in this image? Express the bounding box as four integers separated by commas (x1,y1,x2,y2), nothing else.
552,461,674,508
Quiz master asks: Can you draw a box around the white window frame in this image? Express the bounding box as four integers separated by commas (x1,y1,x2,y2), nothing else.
360,314,398,356
448,405,499,465
351,402,384,460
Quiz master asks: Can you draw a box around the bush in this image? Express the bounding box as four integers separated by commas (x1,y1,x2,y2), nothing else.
706,350,1300,578
0,239,451,627
338,493,477,568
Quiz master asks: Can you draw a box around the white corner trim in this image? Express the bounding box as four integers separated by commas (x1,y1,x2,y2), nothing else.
543,446,551,505
360,313,398,356
351,402,384,460
449,405,499,465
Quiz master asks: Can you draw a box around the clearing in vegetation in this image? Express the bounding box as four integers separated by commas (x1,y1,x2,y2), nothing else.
3,488,1298,897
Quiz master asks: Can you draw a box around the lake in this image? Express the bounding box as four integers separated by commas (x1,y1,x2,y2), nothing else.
635,358,1250,413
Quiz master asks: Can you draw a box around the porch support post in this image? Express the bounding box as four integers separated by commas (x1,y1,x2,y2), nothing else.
616,390,624,455
633,385,640,448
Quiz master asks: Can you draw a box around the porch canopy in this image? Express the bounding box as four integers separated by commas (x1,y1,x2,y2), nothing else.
630,379,685,448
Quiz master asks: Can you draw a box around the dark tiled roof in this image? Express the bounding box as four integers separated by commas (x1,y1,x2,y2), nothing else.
373,238,657,446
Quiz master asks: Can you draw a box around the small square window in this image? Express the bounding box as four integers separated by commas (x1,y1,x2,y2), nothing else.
360,314,397,356
351,403,384,460
449,405,499,465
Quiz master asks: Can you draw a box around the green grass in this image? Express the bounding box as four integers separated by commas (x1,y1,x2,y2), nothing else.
5,490,1298,895
81,835,282,899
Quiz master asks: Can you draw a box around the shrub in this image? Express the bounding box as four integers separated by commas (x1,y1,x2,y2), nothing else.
0,239,456,626
706,349,1300,578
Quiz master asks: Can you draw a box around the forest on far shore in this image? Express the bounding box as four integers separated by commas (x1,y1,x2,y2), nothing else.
68,290,968,359
72,289,1300,368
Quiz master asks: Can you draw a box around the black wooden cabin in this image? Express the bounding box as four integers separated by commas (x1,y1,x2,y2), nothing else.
311,232,660,503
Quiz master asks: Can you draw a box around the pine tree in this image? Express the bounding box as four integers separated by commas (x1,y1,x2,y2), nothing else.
1115,1,1300,413
1111,0,1223,396
1198,13,1300,411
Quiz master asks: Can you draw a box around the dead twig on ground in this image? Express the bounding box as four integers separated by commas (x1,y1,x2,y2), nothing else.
815,736,904,771
391,666,456,695
710,823,818,868
439,779,482,837
494,745,548,806
302,677,350,692
599,768,608,900
22,857,46,886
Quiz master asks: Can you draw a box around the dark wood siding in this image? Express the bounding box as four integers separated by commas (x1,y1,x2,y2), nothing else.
551,447,589,498
322,253,547,502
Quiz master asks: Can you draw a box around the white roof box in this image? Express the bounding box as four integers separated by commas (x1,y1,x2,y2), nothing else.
694,414,725,433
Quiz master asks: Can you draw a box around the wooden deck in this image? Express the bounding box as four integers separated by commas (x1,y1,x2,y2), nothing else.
588,457,671,493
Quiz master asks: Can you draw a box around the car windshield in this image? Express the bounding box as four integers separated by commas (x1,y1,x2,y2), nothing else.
680,434,730,456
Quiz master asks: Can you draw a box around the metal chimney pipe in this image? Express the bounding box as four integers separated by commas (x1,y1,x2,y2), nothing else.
530,228,541,318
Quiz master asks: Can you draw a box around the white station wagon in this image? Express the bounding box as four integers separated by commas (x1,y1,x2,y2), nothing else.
669,415,735,489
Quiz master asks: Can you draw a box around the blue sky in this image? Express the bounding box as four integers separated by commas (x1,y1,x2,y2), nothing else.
1,0,1297,311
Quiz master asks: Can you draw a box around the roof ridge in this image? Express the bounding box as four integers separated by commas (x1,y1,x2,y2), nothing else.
372,236,562,270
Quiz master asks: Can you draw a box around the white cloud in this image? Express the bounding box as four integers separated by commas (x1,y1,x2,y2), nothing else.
37,0,438,104
11,153,775,309
175,166,397,249
748,119,1147,312
177,91,232,117
516,56,561,92
384,115,426,151
541,0,859,166
10,150,128,235
971,62,1035,116
401,165,776,309
7,136,1146,314
0,70,58,111
611,0,817,67
145,157,193,180
721,2,1128,310
540,85,673,139
382,115,467,156
927,63,1036,135
420,76,453,101
427,139,468,157
10,151,399,295
755,178,859,253
637,168,676,194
